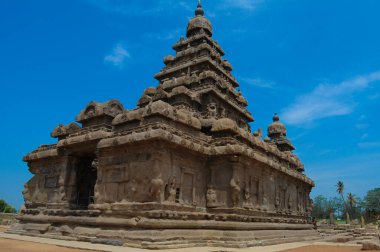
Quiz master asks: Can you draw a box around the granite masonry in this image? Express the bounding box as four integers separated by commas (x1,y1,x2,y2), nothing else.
9,2,317,249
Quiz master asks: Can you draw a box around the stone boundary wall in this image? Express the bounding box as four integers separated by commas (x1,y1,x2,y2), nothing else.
0,213,17,226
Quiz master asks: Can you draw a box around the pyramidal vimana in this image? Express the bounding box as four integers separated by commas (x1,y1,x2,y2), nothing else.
10,1,316,249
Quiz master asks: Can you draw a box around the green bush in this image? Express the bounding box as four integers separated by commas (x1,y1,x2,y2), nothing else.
0,199,17,213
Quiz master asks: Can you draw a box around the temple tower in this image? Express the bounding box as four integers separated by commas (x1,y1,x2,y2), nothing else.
11,2,316,249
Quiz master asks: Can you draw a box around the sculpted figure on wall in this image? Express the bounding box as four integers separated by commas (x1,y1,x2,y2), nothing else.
243,180,251,208
275,194,280,210
32,182,48,203
128,179,138,201
262,194,269,211
90,158,104,204
207,103,217,117
261,172,275,211
297,190,304,212
150,174,164,202
230,177,241,207
166,176,177,203
51,181,66,204
206,184,217,208
287,190,293,211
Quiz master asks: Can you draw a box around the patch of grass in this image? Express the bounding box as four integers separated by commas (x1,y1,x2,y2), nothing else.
335,220,347,224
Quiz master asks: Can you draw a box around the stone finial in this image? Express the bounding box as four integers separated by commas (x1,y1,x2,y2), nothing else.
186,0,212,37
195,0,204,16
273,113,280,122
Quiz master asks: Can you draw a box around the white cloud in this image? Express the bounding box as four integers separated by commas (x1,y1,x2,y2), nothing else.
361,133,369,140
86,0,264,16
104,44,130,67
369,93,380,100
282,71,380,126
358,114,366,121
358,142,380,149
145,28,182,41
355,123,369,130
178,1,192,11
86,0,193,16
221,0,263,11
240,77,275,88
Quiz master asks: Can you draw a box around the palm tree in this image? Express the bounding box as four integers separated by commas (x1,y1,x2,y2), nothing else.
336,181,344,196
347,193,357,219
336,181,350,222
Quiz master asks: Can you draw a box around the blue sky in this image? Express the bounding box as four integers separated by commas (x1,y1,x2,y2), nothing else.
0,0,379,209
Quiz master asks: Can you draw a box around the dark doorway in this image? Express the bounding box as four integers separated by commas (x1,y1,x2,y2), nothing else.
75,157,97,209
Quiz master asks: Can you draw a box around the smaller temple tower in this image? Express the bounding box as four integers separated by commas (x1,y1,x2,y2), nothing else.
266,113,295,151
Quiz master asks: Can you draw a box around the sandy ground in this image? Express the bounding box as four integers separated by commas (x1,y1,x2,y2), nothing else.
0,239,373,252
283,245,376,252
0,238,97,252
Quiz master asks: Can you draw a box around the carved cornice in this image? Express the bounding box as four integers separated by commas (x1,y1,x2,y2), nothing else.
75,100,124,123
172,33,225,56
155,55,239,87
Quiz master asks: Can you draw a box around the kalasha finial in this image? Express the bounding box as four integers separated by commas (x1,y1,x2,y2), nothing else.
195,0,204,16
273,113,280,122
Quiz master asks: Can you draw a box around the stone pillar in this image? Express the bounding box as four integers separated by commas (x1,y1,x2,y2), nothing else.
229,155,242,208
149,148,164,203
329,212,336,225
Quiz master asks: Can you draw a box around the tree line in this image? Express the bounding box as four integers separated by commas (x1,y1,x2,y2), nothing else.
312,181,380,223
0,199,17,213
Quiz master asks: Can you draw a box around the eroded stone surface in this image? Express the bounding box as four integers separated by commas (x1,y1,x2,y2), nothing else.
362,240,380,250
10,2,316,249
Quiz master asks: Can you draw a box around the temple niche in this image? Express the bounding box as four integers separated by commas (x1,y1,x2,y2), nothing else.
10,1,317,249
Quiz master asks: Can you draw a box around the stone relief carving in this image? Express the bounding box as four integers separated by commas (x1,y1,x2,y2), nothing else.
243,179,251,208
165,176,177,203
22,184,31,205
275,194,280,210
207,103,217,117
262,194,269,211
230,177,241,207
206,184,217,208
150,174,164,203
287,190,293,210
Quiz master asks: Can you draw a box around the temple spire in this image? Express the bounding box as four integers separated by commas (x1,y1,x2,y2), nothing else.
195,0,204,16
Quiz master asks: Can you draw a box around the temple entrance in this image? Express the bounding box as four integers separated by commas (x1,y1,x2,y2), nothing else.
74,157,97,209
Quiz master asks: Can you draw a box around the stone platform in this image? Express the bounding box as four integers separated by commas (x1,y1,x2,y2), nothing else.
0,232,335,252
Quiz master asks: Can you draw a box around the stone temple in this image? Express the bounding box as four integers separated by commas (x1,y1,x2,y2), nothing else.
10,2,317,249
